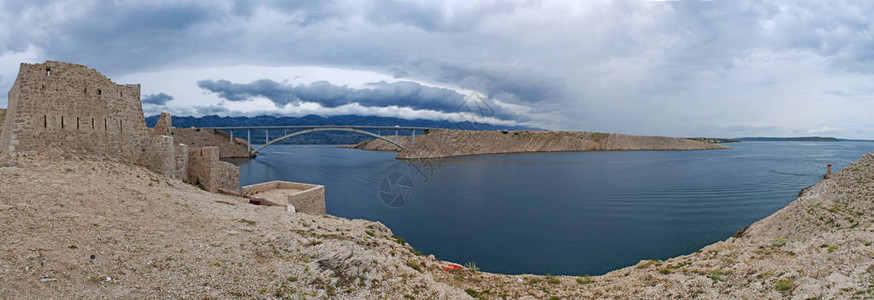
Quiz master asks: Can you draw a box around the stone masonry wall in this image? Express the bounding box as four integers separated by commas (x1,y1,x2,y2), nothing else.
288,185,326,215
215,161,240,194
188,147,218,192
241,181,326,215
0,61,147,161
146,135,175,178
0,61,242,196
0,109,6,134
175,143,189,183
187,146,239,193
151,112,171,138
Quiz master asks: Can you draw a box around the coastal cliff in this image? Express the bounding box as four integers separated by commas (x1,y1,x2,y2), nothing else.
2,151,873,298
353,129,730,159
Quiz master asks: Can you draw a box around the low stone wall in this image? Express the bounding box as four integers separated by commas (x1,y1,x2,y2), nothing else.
242,181,326,215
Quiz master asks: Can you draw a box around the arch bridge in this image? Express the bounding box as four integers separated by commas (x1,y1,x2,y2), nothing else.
201,125,435,156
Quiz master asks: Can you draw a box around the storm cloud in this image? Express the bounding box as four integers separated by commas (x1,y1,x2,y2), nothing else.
197,79,520,120
142,93,174,105
2,1,874,137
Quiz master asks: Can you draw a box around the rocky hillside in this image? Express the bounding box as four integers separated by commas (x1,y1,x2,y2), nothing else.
171,128,251,158
2,151,874,299
353,129,730,159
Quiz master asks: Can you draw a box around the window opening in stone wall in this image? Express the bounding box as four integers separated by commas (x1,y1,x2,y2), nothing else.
44,115,47,128
46,68,51,76
97,89,102,95
61,116,64,129
104,119,107,131
91,118,95,129
84,88,87,94
77,117,80,129
119,120,122,131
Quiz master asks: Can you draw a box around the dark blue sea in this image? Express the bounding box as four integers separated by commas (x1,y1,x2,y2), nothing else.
227,141,874,276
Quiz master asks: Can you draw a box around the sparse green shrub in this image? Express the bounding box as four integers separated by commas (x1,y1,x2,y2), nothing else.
775,278,794,291
637,260,661,269
391,234,406,246
406,261,422,272
706,269,725,281
576,275,594,284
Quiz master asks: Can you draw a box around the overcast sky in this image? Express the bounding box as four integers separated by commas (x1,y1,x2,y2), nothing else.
1,0,874,138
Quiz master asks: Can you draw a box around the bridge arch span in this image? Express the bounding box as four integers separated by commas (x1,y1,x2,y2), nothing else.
251,127,403,155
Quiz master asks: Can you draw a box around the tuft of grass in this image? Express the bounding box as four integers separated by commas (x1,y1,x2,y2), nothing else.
828,245,838,253
391,234,406,246
706,269,726,281
365,231,374,237
545,275,561,284
771,239,787,247
464,262,479,272
637,260,661,269
576,275,594,284
406,261,422,272
775,278,794,292
464,289,480,298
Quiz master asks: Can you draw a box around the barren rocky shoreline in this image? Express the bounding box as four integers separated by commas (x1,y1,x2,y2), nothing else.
352,129,730,159
2,151,874,299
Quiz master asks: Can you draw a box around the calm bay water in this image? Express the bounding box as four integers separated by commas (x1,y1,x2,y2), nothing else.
228,141,874,276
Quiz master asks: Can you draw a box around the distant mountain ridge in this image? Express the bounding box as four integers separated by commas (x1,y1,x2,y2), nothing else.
145,114,537,145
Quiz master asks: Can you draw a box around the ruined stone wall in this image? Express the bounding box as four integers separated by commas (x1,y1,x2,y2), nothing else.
215,161,240,194
0,108,6,135
188,147,217,191
150,112,171,138
187,146,239,193
174,143,189,182
0,62,147,161
146,135,175,178
171,128,250,158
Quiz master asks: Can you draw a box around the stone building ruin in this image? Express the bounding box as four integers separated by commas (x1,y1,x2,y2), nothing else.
0,61,239,193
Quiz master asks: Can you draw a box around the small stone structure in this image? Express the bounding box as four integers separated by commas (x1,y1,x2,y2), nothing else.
242,181,326,214
0,61,239,193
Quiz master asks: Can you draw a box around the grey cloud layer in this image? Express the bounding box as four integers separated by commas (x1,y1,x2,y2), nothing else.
197,79,519,120
2,1,874,136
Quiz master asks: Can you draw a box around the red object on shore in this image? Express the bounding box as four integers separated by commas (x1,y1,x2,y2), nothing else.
249,198,262,205
442,263,463,271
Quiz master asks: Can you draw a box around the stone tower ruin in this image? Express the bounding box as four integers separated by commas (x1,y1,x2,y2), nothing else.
0,61,147,161
0,61,239,193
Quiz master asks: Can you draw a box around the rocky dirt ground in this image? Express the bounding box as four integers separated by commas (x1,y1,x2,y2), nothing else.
2,151,874,299
352,129,729,159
